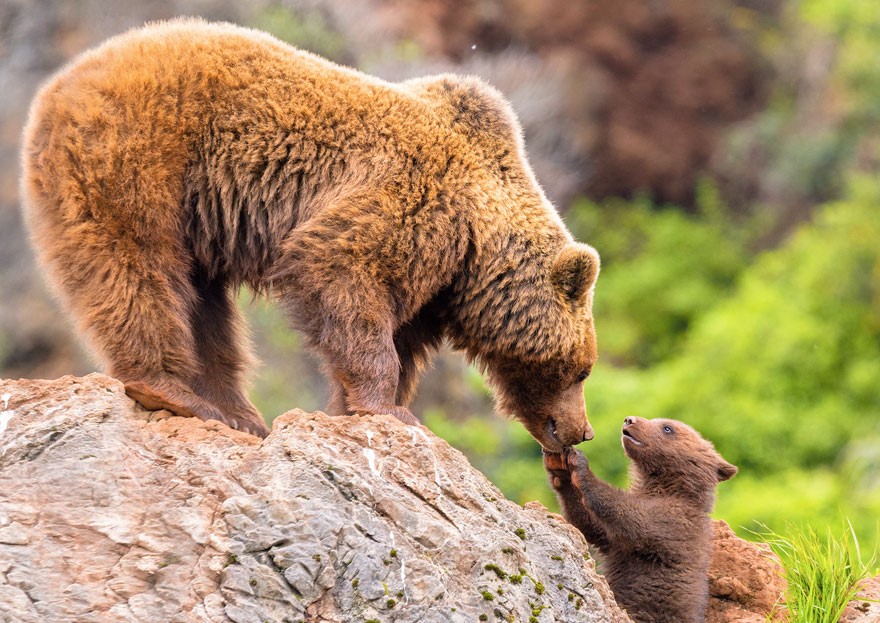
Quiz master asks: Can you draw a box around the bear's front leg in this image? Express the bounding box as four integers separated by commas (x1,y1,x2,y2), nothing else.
273,191,426,428
566,448,656,550
545,449,610,550
314,306,419,426
316,320,421,426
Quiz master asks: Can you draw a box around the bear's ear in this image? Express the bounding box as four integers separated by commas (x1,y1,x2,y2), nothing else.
551,244,600,303
407,74,518,139
716,460,738,482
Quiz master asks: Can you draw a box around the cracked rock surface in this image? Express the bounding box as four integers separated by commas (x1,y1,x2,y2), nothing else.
0,374,630,623
841,575,880,623
706,520,785,623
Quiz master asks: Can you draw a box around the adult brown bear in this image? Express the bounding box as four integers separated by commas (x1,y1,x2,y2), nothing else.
21,19,600,446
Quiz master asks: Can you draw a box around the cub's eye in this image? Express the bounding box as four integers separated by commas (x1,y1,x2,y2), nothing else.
663,425,674,435
575,369,590,383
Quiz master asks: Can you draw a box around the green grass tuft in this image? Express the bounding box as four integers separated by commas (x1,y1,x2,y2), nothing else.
761,522,876,623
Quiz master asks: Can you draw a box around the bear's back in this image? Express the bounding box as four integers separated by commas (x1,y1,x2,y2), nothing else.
30,18,411,139
21,18,445,275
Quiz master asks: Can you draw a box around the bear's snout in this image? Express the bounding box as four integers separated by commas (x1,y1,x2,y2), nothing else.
547,417,594,448
545,382,593,447
621,416,646,448
581,422,595,442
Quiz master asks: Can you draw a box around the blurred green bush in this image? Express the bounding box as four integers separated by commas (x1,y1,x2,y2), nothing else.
564,183,747,367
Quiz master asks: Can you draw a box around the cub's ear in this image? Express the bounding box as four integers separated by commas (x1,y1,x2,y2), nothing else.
716,460,738,482
551,243,600,303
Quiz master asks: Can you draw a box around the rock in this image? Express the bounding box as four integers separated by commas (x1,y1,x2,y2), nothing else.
707,520,786,623
841,575,880,623
0,374,631,623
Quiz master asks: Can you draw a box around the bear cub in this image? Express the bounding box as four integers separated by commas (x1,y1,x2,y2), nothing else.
544,417,737,623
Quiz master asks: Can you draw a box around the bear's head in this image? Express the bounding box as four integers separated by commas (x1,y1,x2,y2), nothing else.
442,238,600,452
409,75,602,451
478,243,600,452
621,417,737,508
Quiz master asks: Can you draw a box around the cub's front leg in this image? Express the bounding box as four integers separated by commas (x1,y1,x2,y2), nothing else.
544,449,610,550
565,448,659,551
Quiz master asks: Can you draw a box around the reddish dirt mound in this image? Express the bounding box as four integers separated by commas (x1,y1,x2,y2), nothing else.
707,520,786,622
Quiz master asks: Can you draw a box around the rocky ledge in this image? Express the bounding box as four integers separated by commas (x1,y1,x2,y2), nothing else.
0,374,798,622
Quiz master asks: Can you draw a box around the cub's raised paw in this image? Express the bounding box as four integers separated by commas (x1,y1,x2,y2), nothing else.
543,449,572,490
564,447,590,488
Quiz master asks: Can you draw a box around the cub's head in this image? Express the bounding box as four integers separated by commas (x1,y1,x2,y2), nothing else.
621,417,737,505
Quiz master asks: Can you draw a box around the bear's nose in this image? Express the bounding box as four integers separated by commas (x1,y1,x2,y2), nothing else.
583,425,595,442
623,416,636,427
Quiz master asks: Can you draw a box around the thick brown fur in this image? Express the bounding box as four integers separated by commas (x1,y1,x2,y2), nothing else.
21,19,600,444
544,417,737,623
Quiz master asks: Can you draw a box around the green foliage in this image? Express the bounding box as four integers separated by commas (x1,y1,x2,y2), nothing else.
802,0,880,124
565,191,747,366
761,522,876,622
647,176,880,472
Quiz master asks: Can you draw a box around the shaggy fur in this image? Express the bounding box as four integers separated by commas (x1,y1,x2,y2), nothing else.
21,19,600,444
544,417,737,623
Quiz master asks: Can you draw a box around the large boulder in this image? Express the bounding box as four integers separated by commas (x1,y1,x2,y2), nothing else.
0,374,630,623
707,520,786,622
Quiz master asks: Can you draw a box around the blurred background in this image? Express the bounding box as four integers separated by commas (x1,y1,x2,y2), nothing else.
1,0,878,552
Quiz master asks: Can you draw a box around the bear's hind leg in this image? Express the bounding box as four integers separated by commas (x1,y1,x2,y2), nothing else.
188,274,268,437
52,237,242,434
92,264,241,433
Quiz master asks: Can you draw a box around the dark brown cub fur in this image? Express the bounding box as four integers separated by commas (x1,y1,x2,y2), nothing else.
544,417,737,623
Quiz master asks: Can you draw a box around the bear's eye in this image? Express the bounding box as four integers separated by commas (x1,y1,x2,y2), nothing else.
663,425,674,435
